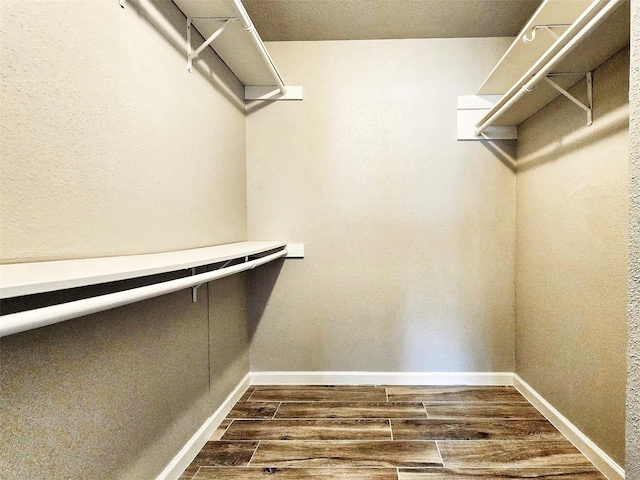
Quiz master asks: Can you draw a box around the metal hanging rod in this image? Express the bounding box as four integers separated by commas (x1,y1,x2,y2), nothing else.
474,0,624,136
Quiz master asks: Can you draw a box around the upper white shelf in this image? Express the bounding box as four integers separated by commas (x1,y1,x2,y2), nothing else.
489,0,629,128
477,0,595,95
0,241,286,299
173,0,303,101
458,0,629,140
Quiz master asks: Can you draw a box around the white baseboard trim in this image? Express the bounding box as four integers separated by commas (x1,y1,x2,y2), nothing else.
513,374,625,480
156,373,251,480
250,371,515,386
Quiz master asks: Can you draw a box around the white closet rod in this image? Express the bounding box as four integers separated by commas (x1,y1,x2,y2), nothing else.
0,249,287,338
231,0,286,95
475,0,624,136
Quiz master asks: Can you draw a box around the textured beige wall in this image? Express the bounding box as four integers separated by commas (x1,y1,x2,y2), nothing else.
0,291,210,479
0,1,250,478
628,0,639,476
246,38,517,373
515,48,629,466
0,277,249,479
0,0,247,263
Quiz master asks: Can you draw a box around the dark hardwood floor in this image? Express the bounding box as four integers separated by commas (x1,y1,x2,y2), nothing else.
178,385,606,479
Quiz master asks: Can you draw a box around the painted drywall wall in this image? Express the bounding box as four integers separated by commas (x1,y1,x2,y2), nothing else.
0,276,249,479
628,0,640,477
515,47,630,466
0,1,249,478
246,38,517,373
0,290,210,479
0,0,247,263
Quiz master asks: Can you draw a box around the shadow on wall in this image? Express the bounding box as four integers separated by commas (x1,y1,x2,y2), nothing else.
246,259,285,339
516,104,629,172
245,98,286,116
516,47,630,172
480,46,630,174
476,103,629,173
481,139,517,172
127,0,245,112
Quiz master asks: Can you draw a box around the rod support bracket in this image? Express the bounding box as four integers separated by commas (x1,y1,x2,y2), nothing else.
191,284,203,303
523,24,571,43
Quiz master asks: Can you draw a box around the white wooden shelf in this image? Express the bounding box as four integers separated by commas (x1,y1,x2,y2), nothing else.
458,0,629,141
477,0,595,95
0,241,286,299
174,0,303,101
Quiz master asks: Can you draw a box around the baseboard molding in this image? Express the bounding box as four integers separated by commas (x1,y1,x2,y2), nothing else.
156,372,251,480
250,371,515,386
513,374,625,480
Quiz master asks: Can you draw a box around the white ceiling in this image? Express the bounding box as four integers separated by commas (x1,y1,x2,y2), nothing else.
242,0,545,41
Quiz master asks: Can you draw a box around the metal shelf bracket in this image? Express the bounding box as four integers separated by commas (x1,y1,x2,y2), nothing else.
187,17,239,72
191,283,202,302
190,258,236,302
544,72,593,126
190,267,201,302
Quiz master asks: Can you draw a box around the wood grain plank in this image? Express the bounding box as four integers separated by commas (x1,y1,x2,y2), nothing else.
226,402,280,419
193,467,399,479
210,420,233,441
275,402,428,419
392,419,563,441
397,467,607,479
222,419,392,440
438,440,593,469
386,387,527,403
250,440,443,468
238,387,257,402
190,441,260,467
250,386,387,402
180,384,605,480
425,404,546,420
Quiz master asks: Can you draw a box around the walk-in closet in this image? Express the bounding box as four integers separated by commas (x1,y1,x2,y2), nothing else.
1,0,637,478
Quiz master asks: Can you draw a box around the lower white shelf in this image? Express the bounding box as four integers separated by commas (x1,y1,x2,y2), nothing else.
0,241,292,338
0,241,286,299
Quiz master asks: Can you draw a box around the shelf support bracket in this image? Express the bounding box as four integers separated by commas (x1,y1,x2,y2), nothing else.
544,72,593,126
190,259,236,302
187,18,236,73
523,24,570,43
189,268,201,302
191,284,202,302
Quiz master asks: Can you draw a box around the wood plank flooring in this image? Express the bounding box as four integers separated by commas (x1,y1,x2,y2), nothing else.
178,385,606,479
